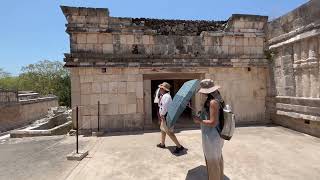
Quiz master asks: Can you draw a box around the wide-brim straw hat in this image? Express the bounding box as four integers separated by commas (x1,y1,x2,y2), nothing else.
159,82,171,92
198,79,220,94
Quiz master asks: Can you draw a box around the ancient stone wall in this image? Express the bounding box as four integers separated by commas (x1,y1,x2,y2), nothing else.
61,6,269,131
69,66,268,131
267,0,320,137
0,97,58,133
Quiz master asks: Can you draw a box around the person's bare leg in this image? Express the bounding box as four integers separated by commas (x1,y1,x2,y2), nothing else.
161,131,166,145
167,132,182,147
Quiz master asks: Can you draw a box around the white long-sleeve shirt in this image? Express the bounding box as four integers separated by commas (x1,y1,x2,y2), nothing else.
159,93,172,116
154,88,160,104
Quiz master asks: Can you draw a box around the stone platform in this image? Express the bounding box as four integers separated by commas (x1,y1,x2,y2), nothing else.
0,126,319,180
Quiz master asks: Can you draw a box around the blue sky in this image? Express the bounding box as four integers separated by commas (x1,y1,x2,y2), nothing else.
0,0,308,75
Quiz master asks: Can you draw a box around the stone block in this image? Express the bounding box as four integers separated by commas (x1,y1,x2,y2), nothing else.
80,95,91,105
136,82,144,98
244,21,254,29
204,36,213,46
80,83,92,94
127,92,137,104
244,47,251,54
103,44,113,54
127,82,137,93
137,99,144,113
243,37,249,46
256,38,264,46
109,118,124,130
116,94,127,104
142,35,150,44
77,34,87,44
105,104,119,115
123,68,139,75
127,104,137,114
126,35,134,44
101,83,109,93
87,34,98,44
249,38,256,46
120,35,127,44
222,46,228,55
149,36,155,45
235,46,244,55
92,83,101,93
113,75,127,82
127,75,138,82
250,47,257,55
228,46,236,55
98,34,112,44
134,34,142,44
235,37,244,46
108,82,118,93
100,94,109,104
111,68,123,74
234,21,245,29
85,44,94,52
94,44,103,53
256,47,264,55
118,104,128,114
90,94,101,105
118,82,127,94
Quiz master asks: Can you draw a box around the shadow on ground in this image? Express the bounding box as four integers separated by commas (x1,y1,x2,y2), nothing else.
166,146,188,156
185,165,230,180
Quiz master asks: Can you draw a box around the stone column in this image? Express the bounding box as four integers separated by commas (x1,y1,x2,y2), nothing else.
308,38,319,98
143,80,153,126
293,42,302,97
282,45,295,96
301,39,310,97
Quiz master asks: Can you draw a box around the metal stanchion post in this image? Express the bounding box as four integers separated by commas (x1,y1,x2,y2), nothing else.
98,101,100,132
66,105,88,161
76,106,79,154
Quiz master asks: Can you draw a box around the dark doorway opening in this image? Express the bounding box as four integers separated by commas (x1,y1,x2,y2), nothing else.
151,79,193,127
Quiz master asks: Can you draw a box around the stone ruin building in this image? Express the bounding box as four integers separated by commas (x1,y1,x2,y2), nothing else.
61,0,320,137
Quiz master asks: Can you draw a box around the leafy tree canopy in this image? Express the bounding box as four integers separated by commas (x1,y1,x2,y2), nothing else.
0,60,71,107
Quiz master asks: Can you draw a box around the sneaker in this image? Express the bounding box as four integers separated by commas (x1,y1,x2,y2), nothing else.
173,146,185,154
156,143,166,148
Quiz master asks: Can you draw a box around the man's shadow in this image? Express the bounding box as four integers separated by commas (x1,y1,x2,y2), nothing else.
185,165,230,180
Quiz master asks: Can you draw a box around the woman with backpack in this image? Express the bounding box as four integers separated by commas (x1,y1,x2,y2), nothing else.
193,79,225,180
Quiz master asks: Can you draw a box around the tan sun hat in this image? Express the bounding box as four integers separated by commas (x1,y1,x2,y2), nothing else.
198,79,220,94
159,82,171,92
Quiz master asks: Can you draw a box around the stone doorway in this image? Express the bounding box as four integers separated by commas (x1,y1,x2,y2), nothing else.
143,73,204,129
151,79,193,126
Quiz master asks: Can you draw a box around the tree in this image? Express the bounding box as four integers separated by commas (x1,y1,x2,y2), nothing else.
0,61,71,107
19,60,71,106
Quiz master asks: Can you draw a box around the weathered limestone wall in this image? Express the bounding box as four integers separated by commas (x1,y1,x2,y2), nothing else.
267,0,320,137
61,6,269,131
70,66,268,131
205,67,268,124
0,97,58,133
70,67,144,131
